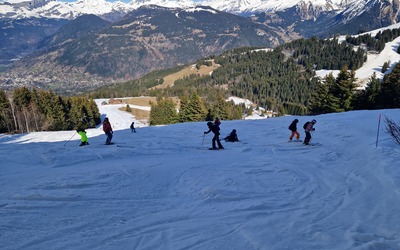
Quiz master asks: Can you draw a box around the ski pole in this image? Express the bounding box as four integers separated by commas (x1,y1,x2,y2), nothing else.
311,130,315,142
64,132,76,146
376,114,381,147
202,133,205,146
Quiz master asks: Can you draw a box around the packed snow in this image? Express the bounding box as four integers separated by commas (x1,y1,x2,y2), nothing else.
1,100,400,249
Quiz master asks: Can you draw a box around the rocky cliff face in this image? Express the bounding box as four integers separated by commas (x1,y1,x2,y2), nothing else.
379,0,400,24
296,1,324,21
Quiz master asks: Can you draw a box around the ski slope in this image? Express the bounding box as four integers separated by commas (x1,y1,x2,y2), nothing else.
1,102,400,249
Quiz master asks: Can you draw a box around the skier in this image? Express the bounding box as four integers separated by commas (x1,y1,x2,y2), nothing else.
77,128,89,146
204,121,224,150
303,119,316,145
223,129,239,142
130,122,136,133
288,119,300,141
102,117,113,145
214,117,221,128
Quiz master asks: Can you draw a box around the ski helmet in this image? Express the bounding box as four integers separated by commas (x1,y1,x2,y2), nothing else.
311,119,316,124
294,119,299,123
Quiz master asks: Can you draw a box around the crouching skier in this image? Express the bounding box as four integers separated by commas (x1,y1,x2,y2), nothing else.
77,128,89,146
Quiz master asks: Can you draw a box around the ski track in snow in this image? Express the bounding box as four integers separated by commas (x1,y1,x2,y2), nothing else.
1,104,400,249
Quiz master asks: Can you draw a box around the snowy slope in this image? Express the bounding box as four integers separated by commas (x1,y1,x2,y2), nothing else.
1,101,400,249
315,22,400,88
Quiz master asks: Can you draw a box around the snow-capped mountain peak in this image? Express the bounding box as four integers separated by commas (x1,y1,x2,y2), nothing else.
0,0,371,20
201,0,358,14
0,0,134,20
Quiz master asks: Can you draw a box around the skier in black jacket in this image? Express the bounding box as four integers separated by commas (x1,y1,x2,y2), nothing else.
223,129,239,142
288,119,300,141
204,121,224,150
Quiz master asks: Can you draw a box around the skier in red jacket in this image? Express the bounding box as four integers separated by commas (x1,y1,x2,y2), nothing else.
102,117,113,145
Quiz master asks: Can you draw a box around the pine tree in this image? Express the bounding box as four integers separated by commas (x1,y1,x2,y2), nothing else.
126,104,132,112
178,95,190,123
309,74,342,114
330,66,357,111
149,98,178,125
361,73,382,109
85,99,101,128
382,61,390,73
380,63,400,108
0,90,13,133
210,94,230,120
187,92,207,122
47,94,69,130
13,87,33,132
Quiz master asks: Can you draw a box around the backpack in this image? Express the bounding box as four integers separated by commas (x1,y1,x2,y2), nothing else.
288,122,295,131
303,121,310,130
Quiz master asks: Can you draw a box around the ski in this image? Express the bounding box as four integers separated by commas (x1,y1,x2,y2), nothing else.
116,145,135,148
303,142,321,146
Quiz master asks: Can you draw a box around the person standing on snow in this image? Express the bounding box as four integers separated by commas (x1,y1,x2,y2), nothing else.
288,119,300,141
77,128,89,146
303,119,316,145
130,122,136,133
102,117,113,145
204,121,224,150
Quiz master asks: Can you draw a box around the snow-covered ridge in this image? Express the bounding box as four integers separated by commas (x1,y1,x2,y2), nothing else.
316,22,400,87
0,0,367,20
203,0,347,13
0,0,134,20
0,0,196,20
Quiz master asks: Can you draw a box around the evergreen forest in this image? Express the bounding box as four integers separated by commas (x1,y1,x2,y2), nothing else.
90,36,370,125
0,87,101,133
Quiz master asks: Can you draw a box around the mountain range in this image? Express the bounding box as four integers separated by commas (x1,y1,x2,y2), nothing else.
1,5,287,93
2,0,396,20
1,0,400,93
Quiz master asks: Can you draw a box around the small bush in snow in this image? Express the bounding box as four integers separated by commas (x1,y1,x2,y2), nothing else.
384,116,400,145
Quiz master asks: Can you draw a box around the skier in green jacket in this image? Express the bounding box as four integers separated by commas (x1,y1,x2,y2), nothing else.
77,128,89,146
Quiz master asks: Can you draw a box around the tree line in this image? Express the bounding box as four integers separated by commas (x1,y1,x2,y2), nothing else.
149,93,245,126
310,62,400,114
89,36,369,120
0,87,101,133
346,27,400,52
149,38,366,117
